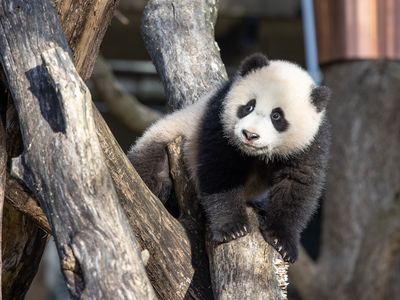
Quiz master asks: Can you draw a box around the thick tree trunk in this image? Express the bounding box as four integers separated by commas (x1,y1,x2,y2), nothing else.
290,61,400,300
0,88,6,297
2,0,120,295
2,87,49,300
0,1,155,298
142,0,288,299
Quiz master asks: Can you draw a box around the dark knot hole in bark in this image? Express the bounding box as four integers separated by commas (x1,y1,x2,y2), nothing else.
25,65,66,134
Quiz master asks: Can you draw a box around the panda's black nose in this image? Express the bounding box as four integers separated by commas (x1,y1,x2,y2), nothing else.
242,129,260,141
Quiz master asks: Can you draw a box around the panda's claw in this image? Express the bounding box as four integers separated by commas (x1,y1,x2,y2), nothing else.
210,219,250,243
260,229,299,263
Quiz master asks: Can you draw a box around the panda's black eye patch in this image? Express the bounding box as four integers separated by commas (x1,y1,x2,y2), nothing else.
237,99,256,119
271,107,289,132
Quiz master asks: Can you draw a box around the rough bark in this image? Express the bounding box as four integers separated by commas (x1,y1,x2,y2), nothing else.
290,61,400,300
142,0,288,299
142,0,227,110
4,103,214,299
2,0,122,293
2,85,48,300
94,108,214,300
5,175,51,234
0,86,6,297
56,0,120,81
0,1,155,298
92,55,162,133
2,202,48,300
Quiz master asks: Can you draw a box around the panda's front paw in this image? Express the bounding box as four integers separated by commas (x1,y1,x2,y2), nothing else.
261,230,298,263
210,219,249,243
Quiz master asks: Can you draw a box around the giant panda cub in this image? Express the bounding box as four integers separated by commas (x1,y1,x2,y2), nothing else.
128,53,330,263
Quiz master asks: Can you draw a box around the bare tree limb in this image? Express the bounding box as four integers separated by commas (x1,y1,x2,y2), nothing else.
141,0,288,298
2,202,48,299
0,1,156,298
5,175,51,234
1,90,49,300
0,84,6,298
92,55,162,133
142,0,227,110
4,104,214,299
56,0,120,80
95,109,214,299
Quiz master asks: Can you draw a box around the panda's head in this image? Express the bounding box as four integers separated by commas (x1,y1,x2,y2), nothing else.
221,53,330,159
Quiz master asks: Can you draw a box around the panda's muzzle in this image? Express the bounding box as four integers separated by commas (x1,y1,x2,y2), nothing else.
242,129,260,141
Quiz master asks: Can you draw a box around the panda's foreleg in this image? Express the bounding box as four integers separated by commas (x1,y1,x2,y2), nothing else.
201,188,250,243
128,142,172,203
255,179,319,263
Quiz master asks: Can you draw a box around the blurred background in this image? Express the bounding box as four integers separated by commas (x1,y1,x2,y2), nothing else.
21,0,400,299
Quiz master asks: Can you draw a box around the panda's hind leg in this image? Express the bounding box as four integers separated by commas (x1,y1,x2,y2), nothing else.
128,142,172,203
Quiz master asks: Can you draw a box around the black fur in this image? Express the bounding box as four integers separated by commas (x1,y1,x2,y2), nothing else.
197,83,254,242
238,53,270,77
196,79,330,262
270,107,289,132
129,56,331,264
253,118,330,262
128,142,172,203
311,86,331,112
237,99,256,119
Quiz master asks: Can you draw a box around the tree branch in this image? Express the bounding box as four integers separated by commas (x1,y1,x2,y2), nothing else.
5,175,51,234
94,107,213,299
0,1,155,297
92,55,162,133
57,0,120,80
0,84,6,298
141,1,289,298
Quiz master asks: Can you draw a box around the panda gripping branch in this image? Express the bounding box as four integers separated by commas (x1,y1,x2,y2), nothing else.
128,53,331,263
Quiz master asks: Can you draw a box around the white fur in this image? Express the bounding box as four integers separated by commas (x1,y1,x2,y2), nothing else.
222,60,324,158
132,97,208,152
130,95,210,185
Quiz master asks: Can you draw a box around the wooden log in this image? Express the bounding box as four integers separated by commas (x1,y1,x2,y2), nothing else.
1,91,49,300
0,85,6,298
141,0,288,298
5,175,51,234
91,55,162,133
57,0,120,80
4,102,214,299
2,202,48,300
290,61,400,300
0,1,155,298
94,108,214,299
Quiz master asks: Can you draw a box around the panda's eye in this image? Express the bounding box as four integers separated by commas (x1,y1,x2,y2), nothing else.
270,107,289,132
237,99,256,118
271,112,281,120
246,103,255,112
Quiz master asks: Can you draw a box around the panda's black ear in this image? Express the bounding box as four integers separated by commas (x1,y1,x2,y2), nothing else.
311,85,331,112
238,53,269,77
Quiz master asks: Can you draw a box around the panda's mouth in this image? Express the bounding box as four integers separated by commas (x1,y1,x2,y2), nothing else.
240,142,270,153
